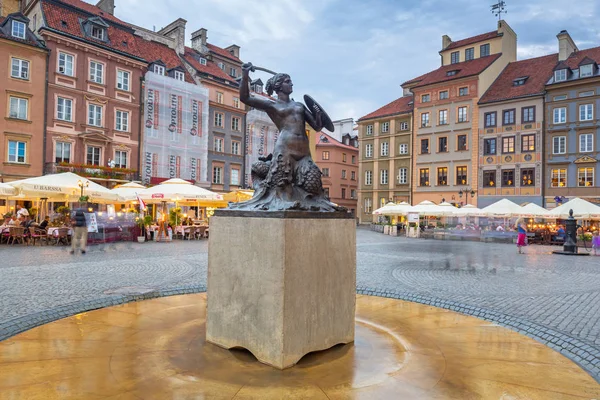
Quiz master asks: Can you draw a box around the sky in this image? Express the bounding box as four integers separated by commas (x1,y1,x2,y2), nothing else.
114,0,600,121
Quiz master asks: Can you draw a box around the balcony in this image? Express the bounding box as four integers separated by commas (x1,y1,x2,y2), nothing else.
45,163,138,183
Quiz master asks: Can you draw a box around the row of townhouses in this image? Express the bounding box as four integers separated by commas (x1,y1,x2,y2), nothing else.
358,20,600,223
0,0,279,194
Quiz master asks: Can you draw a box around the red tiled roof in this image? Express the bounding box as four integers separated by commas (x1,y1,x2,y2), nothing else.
479,53,558,104
358,96,413,122
444,31,499,51
402,53,502,89
57,0,129,26
206,43,241,63
556,45,600,70
316,132,358,151
183,46,238,84
134,39,194,83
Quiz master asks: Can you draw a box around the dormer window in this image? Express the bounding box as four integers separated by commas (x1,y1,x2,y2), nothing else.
11,20,26,39
174,70,185,81
230,67,237,77
218,62,225,70
153,65,165,75
200,58,207,66
554,69,568,82
513,76,528,86
446,70,459,77
254,84,263,93
580,64,594,78
91,25,105,40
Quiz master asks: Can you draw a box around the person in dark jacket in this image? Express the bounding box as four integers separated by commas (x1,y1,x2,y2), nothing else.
70,209,88,254
39,216,50,230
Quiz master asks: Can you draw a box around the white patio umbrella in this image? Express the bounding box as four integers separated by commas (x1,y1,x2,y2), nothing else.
373,202,398,215
0,183,17,196
386,201,412,215
8,172,119,203
452,204,483,217
480,199,524,217
111,182,146,202
405,200,451,216
139,178,223,203
548,198,600,219
519,203,551,218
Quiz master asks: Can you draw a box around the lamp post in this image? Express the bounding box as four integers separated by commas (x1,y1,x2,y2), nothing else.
77,180,89,204
458,187,476,205
552,209,589,256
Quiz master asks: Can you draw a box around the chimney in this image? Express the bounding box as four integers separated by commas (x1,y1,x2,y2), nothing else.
557,30,578,61
191,28,208,53
157,18,187,55
442,34,452,50
96,0,115,15
225,44,240,60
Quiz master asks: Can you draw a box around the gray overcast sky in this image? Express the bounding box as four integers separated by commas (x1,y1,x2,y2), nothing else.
114,0,600,121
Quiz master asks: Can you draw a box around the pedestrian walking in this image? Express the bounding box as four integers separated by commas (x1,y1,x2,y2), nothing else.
592,230,600,256
515,218,527,254
70,209,87,255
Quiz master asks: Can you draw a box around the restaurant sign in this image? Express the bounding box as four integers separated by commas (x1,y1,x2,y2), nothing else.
152,194,164,199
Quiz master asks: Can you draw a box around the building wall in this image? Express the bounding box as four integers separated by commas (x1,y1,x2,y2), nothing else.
0,0,20,16
478,97,544,207
0,37,47,181
544,81,600,207
245,107,278,188
330,118,353,142
316,139,359,215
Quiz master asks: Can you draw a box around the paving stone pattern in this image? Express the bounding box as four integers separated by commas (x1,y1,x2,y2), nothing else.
0,229,599,382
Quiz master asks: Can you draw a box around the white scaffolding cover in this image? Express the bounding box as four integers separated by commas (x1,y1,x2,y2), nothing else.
142,73,210,187
244,108,279,187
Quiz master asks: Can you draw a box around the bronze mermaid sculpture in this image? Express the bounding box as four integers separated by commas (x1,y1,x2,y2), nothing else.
229,62,345,212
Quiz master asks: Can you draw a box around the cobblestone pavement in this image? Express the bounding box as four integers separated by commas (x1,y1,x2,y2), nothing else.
1,229,600,381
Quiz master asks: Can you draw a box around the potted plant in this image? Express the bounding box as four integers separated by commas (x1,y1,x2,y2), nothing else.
136,215,153,243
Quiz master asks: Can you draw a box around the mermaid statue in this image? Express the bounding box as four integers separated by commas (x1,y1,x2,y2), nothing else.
229,62,346,212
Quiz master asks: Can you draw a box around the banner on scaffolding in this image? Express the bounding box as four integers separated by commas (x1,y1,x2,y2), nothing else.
244,108,279,187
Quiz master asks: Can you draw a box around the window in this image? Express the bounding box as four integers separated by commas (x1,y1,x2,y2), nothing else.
11,20,26,39
421,139,429,154
551,168,567,187
421,94,430,103
554,69,567,82
352,155,356,164
322,168,330,177
323,187,330,198
456,166,467,185
579,91,594,97
399,143,408,154
115,110,129,132
7,140,26,163
231,117,240,131
451,51,459,64
174,71,185,81
213,166,223,184
501,136,515,154
342,170,347,179
233,97,240,108
55,142,71,163
381,142,389,156
11,58,29,80
419,169,430,186
214,138,224,152
483,170,496,187
400,121,409,130
502,169,515,187
439,90,449,100
480,43,490,57
398,168,407,184
114,150,127,168
88,104,102,126
214,112,223,127
351,171,356,180
9,97,28,120
341,188,346,199
58,52,74,76
365,170,372,185
513,77,528,86
229,67,237,77
231,141,240,155
381,122,390,133
322,151,330,160
153,65,165,75
117,70,130,91
364,198,372,213
578,167,594,187
231,169,240,185
465,47,474,61
437,167,448,186
458,106,467,122
457,135,467,151
218,62,225,70
380,169,389,185
521,168,534,187
503,109,515,125
580,64,594,78
438,110,448,125
421,112,430,127
459,87,469,96
365,144,373,158
483,138,496,155
86,146,100,166
446,70,458,77
553,136,566,154
554,95,567,101
553,107,566,124
579,104,593,121
342,153,347,162
351,189,356,199
89,61,103,83
200,58,207,66
484,112,496,127
56,97,73,121
522,106,535,123
438,137,448,152
91,25,105,40
366,125,373,135
521,134,535,152
580,133,593,152
216,92,224,104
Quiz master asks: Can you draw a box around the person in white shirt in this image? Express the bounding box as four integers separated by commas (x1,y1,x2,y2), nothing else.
16,205,29,218
496,225,505,232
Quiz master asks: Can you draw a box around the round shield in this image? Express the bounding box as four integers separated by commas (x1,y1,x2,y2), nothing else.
304,95,335,132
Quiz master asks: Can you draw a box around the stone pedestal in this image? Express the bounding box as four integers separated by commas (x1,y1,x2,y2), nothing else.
206,211,356,369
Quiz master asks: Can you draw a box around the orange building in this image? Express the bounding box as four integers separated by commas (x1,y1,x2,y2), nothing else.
0,12,48,182
315,132,359,215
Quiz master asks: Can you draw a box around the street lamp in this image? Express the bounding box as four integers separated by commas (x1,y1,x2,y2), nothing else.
77,180,89,202
458,188,476,205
